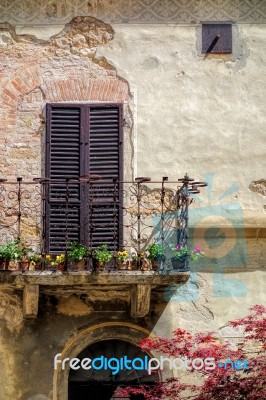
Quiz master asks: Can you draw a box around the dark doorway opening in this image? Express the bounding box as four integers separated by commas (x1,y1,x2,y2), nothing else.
69,381,145,399
68,339,158,400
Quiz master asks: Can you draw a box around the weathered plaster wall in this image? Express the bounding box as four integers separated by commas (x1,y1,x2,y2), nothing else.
96,23,266,224
0,284,168,400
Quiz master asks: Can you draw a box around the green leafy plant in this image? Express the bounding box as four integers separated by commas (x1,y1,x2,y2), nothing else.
92,244,112,264
3,241,17,261
170,243,204,261
146,243,165,260
3,238,33,262
0,245,9,268
68,242,89,261
0,245,7,261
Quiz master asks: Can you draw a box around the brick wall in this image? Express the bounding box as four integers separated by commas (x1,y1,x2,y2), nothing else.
0,17,130,180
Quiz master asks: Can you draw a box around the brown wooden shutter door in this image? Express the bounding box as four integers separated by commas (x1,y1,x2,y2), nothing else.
88,105,123,250
45,103,123,253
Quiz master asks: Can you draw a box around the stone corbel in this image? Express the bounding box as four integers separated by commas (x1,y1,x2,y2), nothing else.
131,284,151,317
23,284,39,318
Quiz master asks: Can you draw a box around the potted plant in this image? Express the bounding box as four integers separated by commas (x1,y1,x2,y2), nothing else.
2,241,16,270
115,250,129,270
146,243,165,270
129,252,151,271
68,242,89,270
92,244,112,271
170,243,204,271
28,252,43,270
190,246,204,261
127,253,138,271
44,254,65,271
0,245,8,270
2,238,32,271
20,241,35,271
44,254,53,269
55,253,65,271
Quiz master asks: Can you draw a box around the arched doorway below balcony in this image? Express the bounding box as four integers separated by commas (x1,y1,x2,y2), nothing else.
68,339,158,400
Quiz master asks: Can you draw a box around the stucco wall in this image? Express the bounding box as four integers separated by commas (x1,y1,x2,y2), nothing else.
95,23,266,224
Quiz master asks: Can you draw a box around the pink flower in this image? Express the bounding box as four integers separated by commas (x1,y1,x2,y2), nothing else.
176,244,183,250
194,246,201,253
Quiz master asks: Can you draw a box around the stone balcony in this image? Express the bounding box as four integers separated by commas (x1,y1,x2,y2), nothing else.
0,270,189,319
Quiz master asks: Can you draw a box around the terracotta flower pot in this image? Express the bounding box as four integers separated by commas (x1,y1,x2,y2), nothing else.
68,258,86,270
117,261,128,270
20,259,30,271
141,259,151,271
34,261,43,270
57,263,65,272
75,259,85,270
8,260,19,270
0,260,7,270
151,259,160,270
127,260,138,270
92,259,105,271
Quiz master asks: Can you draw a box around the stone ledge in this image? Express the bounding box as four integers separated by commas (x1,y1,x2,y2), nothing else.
0,270,189,287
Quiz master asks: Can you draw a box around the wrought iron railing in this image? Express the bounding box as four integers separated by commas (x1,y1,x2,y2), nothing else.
0,174,207,271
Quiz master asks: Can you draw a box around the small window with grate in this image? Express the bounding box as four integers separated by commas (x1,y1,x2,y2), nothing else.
45,103,123,253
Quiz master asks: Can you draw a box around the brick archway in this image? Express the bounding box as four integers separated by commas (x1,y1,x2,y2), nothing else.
0,63,129,117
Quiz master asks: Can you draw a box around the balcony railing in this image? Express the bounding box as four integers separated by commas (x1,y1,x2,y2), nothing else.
0,174,207,272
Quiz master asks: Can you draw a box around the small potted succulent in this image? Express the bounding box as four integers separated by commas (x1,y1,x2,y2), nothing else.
170,243,204,271
115,250,129,270
92,244,112,271
146,243,165,270
68,242,89,270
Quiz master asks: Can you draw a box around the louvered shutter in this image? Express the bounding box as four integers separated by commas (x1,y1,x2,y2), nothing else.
45,104,123,253
88,106,123,250
45,105,83,252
